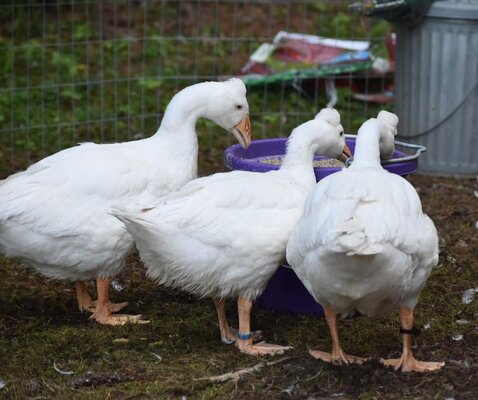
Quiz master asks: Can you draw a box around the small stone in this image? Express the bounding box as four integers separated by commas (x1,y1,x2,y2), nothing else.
423,322,431,330
0,379,5,389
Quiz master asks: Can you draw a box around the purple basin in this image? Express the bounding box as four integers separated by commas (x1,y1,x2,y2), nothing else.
224,136,424,181
223,135,426,317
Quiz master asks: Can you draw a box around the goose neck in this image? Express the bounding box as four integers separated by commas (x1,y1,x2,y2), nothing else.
350,128,381,169
279,138,317,187
154,84,209,136
281,138,316,170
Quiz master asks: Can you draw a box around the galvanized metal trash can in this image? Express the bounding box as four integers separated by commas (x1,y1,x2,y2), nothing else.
395,0,478,176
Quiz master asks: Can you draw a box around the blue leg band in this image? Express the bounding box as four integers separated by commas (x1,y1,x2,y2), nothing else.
237,332,253,340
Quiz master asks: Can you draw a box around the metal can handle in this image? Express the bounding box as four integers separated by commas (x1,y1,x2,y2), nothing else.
345,134,427,166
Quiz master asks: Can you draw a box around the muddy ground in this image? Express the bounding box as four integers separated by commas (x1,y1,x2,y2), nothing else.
0,173,477,399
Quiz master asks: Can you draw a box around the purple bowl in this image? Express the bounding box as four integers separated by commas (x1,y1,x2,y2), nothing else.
223,136,426,317
224,136,425,181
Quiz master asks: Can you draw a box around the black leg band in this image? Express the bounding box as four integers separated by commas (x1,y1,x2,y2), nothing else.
400,327,421,335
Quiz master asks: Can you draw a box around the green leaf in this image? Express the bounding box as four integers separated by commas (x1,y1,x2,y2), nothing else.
312,1,328,12
138,77,162,90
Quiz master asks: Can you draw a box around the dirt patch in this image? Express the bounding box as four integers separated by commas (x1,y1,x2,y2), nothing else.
70,371,135,389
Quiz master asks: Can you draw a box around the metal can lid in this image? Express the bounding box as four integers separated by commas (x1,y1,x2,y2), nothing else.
427,0,478,21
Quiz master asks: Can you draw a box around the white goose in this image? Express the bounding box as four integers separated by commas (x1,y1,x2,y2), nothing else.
0,78,251,325
286,111,445,372
112,108,351,355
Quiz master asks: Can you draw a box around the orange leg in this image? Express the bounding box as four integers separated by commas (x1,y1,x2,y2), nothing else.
76,280,129,314
309,306,367,365
213,298,236,344
234,296,291,356
75,281,96,312
213,298,262,345
89,277,148,325
380,307,444,372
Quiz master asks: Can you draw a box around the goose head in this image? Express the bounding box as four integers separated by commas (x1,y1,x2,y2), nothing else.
205,78,251,149
284,108,351,165
314,108,352,160
376,110,399,160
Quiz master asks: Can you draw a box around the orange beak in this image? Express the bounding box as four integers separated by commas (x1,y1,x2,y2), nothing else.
230,114,251,149
339,143,352,162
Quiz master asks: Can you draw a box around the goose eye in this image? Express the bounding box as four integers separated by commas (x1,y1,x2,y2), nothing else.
340,131,344,136
236,104,243,110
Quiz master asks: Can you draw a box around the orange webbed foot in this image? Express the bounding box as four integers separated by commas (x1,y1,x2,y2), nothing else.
381,355,445,372
78,299,96,313
90,312,149,325
236,340,292,356
90,300,129,313
309,349,368,365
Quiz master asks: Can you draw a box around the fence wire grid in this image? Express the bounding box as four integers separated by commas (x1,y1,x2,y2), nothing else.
0,0,393,176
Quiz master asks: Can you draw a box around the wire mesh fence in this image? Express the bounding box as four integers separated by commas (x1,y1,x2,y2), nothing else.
0,0,392,177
